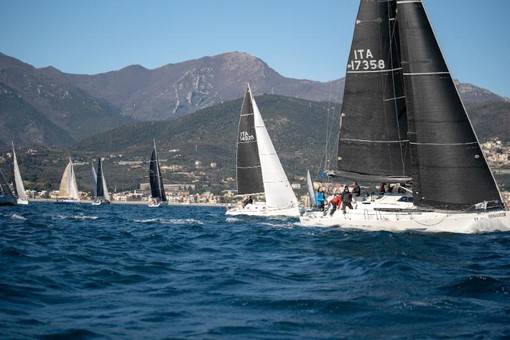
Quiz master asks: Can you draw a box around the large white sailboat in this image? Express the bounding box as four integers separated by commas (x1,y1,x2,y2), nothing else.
11,142,28,205
300,0,510,233
56,157,80,204
226,84,299,217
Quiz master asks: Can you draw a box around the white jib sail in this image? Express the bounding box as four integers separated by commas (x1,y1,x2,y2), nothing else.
12,143,27,201
250,89,297,209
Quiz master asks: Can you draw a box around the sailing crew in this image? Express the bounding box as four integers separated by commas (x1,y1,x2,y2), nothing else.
315,187,326,211
242,196,253,208
328,194,341,216
341,186,354,213
352,182,361,196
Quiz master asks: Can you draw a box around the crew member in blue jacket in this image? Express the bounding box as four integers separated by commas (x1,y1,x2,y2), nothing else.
315,187,326,211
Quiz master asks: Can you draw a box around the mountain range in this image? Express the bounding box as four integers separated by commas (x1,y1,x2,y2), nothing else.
1,51,509,149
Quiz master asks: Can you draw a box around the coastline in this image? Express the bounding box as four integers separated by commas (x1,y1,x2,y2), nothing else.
27,198,226,208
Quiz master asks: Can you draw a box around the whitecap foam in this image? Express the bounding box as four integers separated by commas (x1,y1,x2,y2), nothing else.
53,214,98,220
11,214,27,221
133,218,203,225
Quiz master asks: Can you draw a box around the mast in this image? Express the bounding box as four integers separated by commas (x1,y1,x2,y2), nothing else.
396,0,503,210
336,0,410,182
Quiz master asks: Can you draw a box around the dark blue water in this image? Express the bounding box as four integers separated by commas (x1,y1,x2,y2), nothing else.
1,202,509,339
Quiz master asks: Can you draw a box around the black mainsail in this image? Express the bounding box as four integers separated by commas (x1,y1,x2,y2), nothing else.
149,141,167,202
337,0,410,183
235,86,264,196
397,0,502,210
95,158,108,201
336,0,503,211
0,168,17,206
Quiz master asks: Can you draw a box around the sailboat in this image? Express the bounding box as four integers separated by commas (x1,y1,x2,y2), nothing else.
226,84,299,217
56,157,80,204
11,142,28,204
300,0,510,233
92,158,111,205
0,168,17,206
148,140,168,207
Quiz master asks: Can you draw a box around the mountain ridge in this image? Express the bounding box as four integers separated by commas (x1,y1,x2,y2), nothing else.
1,51,508,148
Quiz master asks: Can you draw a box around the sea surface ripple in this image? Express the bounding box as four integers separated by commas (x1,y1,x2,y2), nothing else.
1,202,509,338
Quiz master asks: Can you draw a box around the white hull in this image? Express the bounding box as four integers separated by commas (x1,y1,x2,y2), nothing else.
148,200,168,208
300,199,510,234
17,199,29,205
226,202,299,218
55,199,80,204
92,199,110,206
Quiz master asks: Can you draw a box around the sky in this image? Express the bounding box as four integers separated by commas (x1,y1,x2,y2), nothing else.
2,0,510,98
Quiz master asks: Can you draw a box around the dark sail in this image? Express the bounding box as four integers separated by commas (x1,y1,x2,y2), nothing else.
397,1,503,210
236,86,264,195
149,142,167,201
336,0,411,182
96,158,105,198
0,169,17,206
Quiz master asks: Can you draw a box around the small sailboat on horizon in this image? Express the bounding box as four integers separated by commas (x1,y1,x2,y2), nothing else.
92,158,111,205
148,140,168,207
226,84,299,217
56,157,80,204
11,142,28,205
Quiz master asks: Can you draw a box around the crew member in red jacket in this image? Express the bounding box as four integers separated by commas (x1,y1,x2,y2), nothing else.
328,193,341,216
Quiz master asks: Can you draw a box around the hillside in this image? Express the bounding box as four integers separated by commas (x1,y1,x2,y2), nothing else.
1,94,509,195
76,94,341,177
2,51,508,150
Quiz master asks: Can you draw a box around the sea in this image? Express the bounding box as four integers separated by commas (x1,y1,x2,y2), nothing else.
1,202,509,339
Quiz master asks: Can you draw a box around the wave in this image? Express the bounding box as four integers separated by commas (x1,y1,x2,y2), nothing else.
11,214,27,221
441,275,506,297
133,218,204,225
52,214,98,221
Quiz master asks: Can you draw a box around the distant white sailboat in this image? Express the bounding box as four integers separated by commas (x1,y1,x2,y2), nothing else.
56,157,80,204
226,84,299,217
11,142,28,205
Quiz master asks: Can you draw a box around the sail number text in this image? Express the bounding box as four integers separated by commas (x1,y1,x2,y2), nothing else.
240,131,255,142
348,49,386,71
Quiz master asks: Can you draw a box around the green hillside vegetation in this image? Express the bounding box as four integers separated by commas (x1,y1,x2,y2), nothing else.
1,95,340,193
1,94,508,194
77,93,341,180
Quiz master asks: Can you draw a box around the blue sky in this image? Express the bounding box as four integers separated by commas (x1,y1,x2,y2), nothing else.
2,0,510,97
